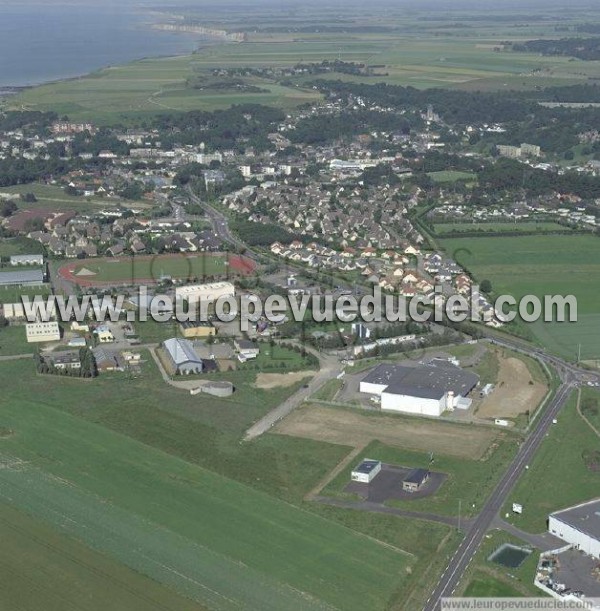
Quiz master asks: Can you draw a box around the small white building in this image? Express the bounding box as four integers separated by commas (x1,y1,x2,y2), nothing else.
548,499,600,559
351,459,382,483
26,321,60,343
10,254,44,266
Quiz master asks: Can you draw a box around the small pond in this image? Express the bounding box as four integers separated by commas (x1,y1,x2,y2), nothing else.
488,543,532,568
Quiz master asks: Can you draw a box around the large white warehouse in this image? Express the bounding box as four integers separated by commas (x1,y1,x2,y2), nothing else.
548,499,600,559
360,362,479,417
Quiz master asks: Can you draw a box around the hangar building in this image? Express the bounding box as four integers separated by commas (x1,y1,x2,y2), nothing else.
548,499,600,559
360,362,479,417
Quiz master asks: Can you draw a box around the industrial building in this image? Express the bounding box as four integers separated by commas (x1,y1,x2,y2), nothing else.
25,321,61,343
0,268,44,287
360,362,479,417
548,499,600,559
179,320,217,338
351,459,382,483
162,338,204,375
10,254,44,266
175,281,235,303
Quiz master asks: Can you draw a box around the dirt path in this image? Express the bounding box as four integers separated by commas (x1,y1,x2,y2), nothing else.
304,443,367,501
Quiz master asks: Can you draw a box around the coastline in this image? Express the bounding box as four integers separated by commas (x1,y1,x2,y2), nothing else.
0,8,216,93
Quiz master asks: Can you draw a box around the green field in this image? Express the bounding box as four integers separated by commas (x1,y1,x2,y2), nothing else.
0,502,207,611
434,221,573,235
440,234,600,360
0,376,410,611
503,389,600,533
0,353,463,610
427,170,477,183
10,13,600,123
0,182,140,212
65,252,250,285
464,576,525,598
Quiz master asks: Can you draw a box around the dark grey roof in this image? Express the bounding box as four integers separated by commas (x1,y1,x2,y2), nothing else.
352,459,381,475
363,363,479,400
403,468,429,485
551,499,600,541
0,269,44,286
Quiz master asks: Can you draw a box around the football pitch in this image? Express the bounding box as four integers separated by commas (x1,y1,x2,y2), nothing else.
439,234,600,360
0,396,411,611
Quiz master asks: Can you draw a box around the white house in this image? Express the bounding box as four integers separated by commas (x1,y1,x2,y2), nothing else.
351,459,382,483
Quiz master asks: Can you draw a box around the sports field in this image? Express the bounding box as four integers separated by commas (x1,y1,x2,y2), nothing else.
58,252,255,286
0,393,411,611
440,234,600,360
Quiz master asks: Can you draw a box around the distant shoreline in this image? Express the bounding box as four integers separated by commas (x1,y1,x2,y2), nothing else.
0,8,216,94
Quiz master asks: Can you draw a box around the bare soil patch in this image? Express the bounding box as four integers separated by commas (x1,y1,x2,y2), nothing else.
477,357,547,419
276,404,497,459
254,371,313,389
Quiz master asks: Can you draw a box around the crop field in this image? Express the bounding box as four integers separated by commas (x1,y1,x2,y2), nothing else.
58,252,255,286
433,221,573,235
503,389,600,533
0,502,207,611
440,234,600,360
0,372,413,611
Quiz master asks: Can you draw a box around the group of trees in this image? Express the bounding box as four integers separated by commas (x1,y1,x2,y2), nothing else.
34,347,98,378
513,37,600,61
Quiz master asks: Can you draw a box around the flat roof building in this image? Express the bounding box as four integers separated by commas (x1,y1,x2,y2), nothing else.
26,321,60,343
10,254,44,266
360,362,479,417
351,459,382,484
179,320,216,338
549,499,600,559
175,281,235,303
0,268,44,287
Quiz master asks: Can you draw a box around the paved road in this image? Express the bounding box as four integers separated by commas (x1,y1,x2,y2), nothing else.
424,375,576,610
243,349,341,441
186,186,251,254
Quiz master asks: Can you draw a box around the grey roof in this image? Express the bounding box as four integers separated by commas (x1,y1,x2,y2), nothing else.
0,269,44,286
403,468,430,485
363,363,479,400
10,254,44,263
353,459,381,475
163,338,203,367
551,498,600,541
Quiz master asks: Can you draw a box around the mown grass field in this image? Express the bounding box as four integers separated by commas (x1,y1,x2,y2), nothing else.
503,389,600,533
0,502,208,611
427,170,477,183
0,375,411,611
440,234,600,360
